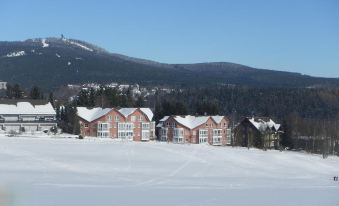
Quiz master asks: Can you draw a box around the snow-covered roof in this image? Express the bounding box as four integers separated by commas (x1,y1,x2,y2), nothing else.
77,107,111,122
248,118,281,132
159,116,169,122
140,108,154,121
118,108,136,118
156,116,170,127
118,108,154,121
267,119,281,131
211,116,224,124
77,107,154,122
0,101,56,115
157,115,226,129
173,115,225,129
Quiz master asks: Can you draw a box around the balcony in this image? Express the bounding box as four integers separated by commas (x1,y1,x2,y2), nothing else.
173,136,184,144
0,119,57,124
141,130,150,141
173,128,184,144
212,136,222,146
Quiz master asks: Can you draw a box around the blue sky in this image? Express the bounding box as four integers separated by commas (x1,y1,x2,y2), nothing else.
0,0,338,77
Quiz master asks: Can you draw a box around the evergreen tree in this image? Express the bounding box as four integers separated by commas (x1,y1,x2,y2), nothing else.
6,84,13,98
49,92,55,107
13,84,23,99
30,86,43,99
135,96,145,107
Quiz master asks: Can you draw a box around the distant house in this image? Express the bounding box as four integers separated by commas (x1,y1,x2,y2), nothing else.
0,100,57,134
0,81,7,90
233,117,282,149
77,107,156,141
156,115,230,146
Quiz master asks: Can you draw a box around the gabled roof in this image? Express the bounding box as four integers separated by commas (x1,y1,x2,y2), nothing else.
77,107,111,122
0,100,56,115
174,115,209,129
118,108,153,121
248,117,281,132
77,107,154,122
159,116,169,122
156,116,170,127
211,116,224,124
166,115,225,130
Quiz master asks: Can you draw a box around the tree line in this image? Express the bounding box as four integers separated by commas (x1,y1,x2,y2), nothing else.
2,83,339,156
5,83,52,101
150,86,339,156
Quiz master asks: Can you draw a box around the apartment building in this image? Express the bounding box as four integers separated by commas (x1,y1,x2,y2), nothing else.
157,115,230,146
77,107,155,141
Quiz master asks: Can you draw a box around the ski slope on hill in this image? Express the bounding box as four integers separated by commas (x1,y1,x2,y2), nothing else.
0,137,338,206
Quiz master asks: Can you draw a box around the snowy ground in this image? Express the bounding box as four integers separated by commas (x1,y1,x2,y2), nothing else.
0,137,338,206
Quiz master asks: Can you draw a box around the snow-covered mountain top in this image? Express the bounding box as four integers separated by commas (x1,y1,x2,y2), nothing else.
22,37,107,53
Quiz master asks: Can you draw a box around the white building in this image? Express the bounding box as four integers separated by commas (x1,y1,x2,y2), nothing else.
0,81,7,90
0,100,57,134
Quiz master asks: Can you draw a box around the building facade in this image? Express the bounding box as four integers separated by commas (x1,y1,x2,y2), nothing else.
233,117,282,149
157,115,230,146
77,107,156,141
0,81,7,90
0,100,57,134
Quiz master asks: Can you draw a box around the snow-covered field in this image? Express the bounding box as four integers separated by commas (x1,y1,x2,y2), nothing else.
0,137,338,206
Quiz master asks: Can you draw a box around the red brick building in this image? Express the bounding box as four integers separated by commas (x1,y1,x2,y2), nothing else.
157,115,230,146
77,107,155,141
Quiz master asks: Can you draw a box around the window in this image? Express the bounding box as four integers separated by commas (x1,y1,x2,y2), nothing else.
161,128,167,136
213,137,221,144
160,128,168,141
173,128,184,143
142,123,150,130
118,123,134,130
84,123,89,128
115,116,120,122
139,116,143,122
141,130,150,140
98,132,109,138
131,115,136,122
199,129,208,144
226,128,232,144
118,131,133,140
107,115,112,121
118,123,134,140
97,122,109,138
212,129,222,145
173,128,184,137
98,122,109,131
213,129,222,136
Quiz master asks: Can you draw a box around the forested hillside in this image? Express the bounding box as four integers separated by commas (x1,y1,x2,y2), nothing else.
1,37,339,89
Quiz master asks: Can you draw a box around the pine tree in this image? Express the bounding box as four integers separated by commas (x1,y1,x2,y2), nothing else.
30,86,43,99
280,119,293,149
13,84,23,99
135,96,145,107
49,92,55,107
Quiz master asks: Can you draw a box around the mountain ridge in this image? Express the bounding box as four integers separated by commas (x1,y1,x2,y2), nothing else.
0,37,338,89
